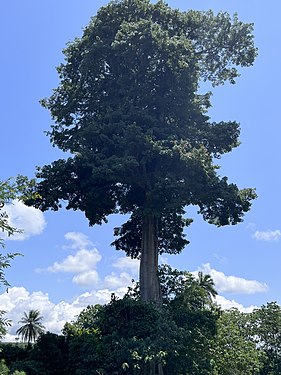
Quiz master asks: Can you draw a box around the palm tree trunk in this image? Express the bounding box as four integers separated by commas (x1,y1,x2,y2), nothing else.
140,214,162,306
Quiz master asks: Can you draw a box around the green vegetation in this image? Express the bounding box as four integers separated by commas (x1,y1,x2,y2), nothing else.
1,270,281,374
0,176,37,248
0,177,28,289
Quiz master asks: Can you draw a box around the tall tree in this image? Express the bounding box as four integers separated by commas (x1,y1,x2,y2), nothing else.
28,0,257,305
16,310,45,344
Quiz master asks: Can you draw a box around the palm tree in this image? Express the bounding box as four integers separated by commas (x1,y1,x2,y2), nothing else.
16,309,45,344
196,271,218,301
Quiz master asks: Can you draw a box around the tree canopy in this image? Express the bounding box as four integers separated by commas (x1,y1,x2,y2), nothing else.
28,0,257,303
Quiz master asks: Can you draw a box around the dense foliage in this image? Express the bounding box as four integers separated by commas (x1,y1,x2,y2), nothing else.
1,269,281,375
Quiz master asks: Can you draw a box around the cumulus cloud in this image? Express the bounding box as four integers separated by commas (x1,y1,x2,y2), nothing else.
104,272,133,289
103,256,139,290
72,270,99,286
42,234,137,291
0,287,74,339
63,232,93,249
0,286,129,342
47,249,102,274
113,257,139,275
14,232,138,339
253,229,281,242
40,232,102,287
0,200,46,241
198,263,268,294
72,288,126,308
215,295,257,313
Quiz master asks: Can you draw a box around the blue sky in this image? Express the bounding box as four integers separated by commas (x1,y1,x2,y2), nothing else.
1,0,281,340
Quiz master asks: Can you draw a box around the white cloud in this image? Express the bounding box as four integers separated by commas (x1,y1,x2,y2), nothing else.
0,287,76,339
0,285,130,342
215,295,257,313
247,223,281,242
72,290,111,307
47,249,102,274
104,272,133,289
198,263,268,294
72,270,99,286
0,200,46,241
113,256,139,275
103,256,139,290
41,234,138,292
253,229,281,242
71,289,126,308
40,232,103,288
63,232,93,249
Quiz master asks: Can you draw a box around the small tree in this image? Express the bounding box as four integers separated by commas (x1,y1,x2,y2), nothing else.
0,310,12,339
0,359,9,375
250,302,281,374
0,175,37,289
28,0,257,305
0,178,24,289
211,308,262,375
0,176,35,245
16,310,45,344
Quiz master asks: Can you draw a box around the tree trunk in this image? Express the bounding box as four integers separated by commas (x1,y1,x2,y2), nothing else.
140,214,162,306
146,359,164,375
140,214,164,375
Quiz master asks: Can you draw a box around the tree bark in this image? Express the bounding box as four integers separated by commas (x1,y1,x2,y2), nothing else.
147,358,164,375
140,214,164,375
140,214,162,306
